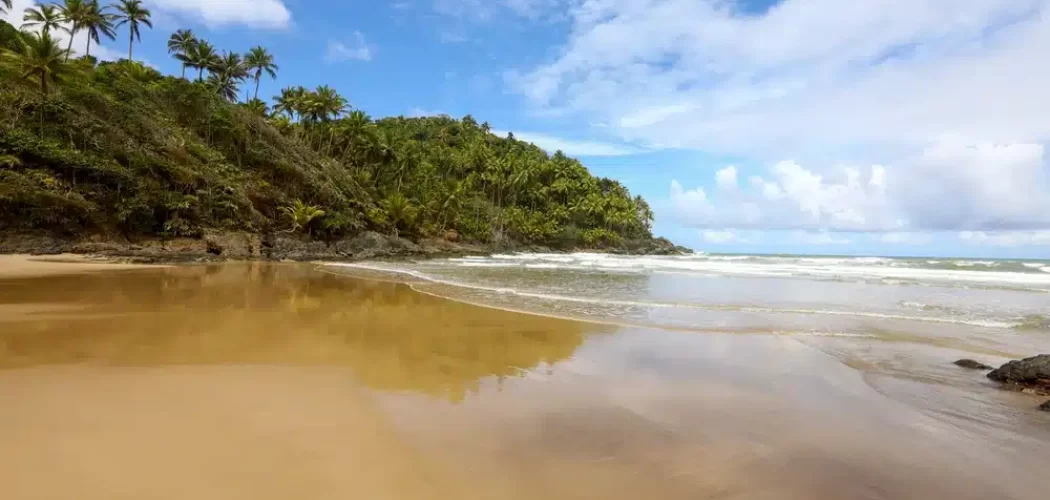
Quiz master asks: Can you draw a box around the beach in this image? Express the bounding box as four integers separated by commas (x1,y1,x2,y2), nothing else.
0,257,1047,499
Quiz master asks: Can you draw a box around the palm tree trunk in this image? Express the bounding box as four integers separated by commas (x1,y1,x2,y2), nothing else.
128,33,133,61
180,65,186,79
65,27,76,61
198,68,204,81
254,77,261,100
85,37,92,58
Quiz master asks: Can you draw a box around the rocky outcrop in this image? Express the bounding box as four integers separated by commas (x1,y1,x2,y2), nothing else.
953,359,993,370
987,354,1050,396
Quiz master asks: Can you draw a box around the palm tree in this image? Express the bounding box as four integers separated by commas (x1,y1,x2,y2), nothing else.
214,51,246,81
207,74,239,102
186,40,219,81
280,200,326,234
58,0,87,61
10,31,71,94
166,29,195,78
22,5,64,35
81,0,116,58
273,86,306,120
243,46,277,101
313,85,347,121
114,0,151,61
0,0,12,16
241,98,268,117
381,192,417,237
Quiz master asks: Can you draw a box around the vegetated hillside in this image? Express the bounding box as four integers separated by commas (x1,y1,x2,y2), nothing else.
0,20,671,254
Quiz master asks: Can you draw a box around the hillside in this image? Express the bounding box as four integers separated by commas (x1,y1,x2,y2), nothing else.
0,20,681,259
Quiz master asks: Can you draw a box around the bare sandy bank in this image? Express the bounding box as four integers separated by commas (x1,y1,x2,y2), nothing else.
0,254,166,278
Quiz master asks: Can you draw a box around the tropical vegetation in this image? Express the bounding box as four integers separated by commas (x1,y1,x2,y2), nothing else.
0,7,661,251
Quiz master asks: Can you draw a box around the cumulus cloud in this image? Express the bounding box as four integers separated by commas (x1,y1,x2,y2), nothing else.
434,0,563,20
147,0,291,29
508,0,1050,154
326,32,373,63
701,230,740,244
670,138,1050,233
958,231,1050,247
3,0,122,61
493,130,642,157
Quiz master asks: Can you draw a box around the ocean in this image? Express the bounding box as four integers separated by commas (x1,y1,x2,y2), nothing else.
328,252,1050,394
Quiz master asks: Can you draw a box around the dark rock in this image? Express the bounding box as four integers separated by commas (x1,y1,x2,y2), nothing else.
953,359,993,370
987,354,1050,395
1039,400,1050,412
339,231,421,259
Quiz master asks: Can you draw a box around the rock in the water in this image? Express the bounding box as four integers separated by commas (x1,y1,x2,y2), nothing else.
1040,400,1050,412
987,354,1050,394
953,359,993,370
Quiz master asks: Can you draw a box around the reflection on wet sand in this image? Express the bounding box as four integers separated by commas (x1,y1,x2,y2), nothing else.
0,264,590,401
0,263,1047,500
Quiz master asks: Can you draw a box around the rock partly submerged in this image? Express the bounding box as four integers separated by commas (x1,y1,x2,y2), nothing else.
987,354,1050,396
953,359,993,370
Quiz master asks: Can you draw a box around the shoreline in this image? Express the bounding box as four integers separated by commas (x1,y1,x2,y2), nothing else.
0,254,168,279
0,230,691,265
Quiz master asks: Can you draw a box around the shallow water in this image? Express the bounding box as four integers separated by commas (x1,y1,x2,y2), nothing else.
0,263,1047,499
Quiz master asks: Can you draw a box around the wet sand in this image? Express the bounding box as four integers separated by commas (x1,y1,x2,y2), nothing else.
0,254,166,278
0,262,1046,499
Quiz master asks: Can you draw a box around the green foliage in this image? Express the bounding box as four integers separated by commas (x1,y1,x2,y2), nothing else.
280,199,326,234
4,30,71,94
0,18,659,250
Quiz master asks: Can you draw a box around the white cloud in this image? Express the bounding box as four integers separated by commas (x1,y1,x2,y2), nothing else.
4,0,122,61
508,0,1050,155
146,0,291,29
714,166,737,191
958,231,1050,247
434,0,562,20
791,231,852,246
326,32,373,63
492,130,642,157
879,232,933,245
406,107,446,117
670,138,1050,233
701,230,743,244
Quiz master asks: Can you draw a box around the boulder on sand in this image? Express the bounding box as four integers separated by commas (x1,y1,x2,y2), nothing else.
987,354,1050,395
953,359,993,370
1040,400,1050,412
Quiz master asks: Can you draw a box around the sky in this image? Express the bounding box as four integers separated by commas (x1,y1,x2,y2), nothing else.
5,0,1050,258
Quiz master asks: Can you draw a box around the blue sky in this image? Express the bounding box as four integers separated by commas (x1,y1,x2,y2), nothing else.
6,0,1050,258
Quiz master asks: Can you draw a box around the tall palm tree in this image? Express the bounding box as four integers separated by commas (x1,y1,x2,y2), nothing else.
186,40,219,81
273,85,306,120
166,29,196,78
214,51,247,81
10,31,71,94
81,0,116,58
114,0,151,61
58,0,87,61
314,85,347,121
243,46,277,100
22,5,64,35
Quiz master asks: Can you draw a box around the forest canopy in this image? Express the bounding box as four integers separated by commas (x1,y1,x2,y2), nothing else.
0,8,660,251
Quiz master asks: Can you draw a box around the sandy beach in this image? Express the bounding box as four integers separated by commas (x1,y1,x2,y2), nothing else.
0,259,1046,500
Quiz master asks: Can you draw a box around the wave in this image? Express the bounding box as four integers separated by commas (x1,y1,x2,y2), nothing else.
444,254,1050,288
325,263,1026,330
